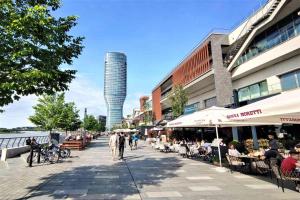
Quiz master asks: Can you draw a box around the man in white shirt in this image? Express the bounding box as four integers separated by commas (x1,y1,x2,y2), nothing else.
109,132,119,160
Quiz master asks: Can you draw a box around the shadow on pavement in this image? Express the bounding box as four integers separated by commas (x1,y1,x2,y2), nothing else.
19,152,182,199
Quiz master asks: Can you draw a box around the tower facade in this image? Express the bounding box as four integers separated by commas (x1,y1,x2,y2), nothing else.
104,52,127,131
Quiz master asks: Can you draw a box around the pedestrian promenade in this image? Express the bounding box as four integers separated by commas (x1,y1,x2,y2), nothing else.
0,137,299,200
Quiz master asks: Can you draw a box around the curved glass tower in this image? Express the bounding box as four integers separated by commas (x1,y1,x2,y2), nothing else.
104,52,127,131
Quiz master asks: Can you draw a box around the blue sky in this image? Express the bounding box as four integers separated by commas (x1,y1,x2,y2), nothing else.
0,0,267,128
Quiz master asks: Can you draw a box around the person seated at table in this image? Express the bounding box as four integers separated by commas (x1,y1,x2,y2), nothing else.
76,134,82,141
196,140,201,149
281,149,300,174
264,133,279,159
281,149,300,191
228,143,241,157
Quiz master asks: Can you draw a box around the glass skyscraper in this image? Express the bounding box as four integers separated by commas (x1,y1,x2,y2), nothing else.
104,52,127,131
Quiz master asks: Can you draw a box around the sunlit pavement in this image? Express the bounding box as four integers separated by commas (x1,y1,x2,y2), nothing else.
0,137,299,200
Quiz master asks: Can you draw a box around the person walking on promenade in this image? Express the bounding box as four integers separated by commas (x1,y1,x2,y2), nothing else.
109,132,119,160
133,133,139,150
119,132,126,160
128,134,133,150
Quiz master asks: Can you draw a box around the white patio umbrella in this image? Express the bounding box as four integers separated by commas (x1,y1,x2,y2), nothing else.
227,89,300,124
166,106,280,167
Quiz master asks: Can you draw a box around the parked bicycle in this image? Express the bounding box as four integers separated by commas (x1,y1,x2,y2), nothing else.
54,144,71,159
27,144,60,164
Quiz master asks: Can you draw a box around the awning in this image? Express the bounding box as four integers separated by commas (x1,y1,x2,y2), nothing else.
227,89,300,124
166,106,277,128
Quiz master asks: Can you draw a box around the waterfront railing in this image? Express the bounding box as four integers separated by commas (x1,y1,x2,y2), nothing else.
0,136,49,150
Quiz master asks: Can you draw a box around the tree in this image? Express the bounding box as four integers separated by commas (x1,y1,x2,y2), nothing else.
0,0,84,108
29,93,65,132
29,93,81,133
143,101,153,125
59,102,81,133
169,85,188,118
82,115,102,132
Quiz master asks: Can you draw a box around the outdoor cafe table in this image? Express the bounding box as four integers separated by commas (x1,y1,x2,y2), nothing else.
237,155,260,174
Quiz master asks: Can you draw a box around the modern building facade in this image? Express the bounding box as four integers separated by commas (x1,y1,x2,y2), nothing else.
151,0,300,141
104,52,127,131
152,33,232,122
225,0,300,141
226,0,300,107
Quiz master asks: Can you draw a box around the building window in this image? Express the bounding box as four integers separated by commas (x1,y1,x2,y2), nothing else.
204,97,217,108
184,102,200,114
280,69,300,91
260,81,269,96
238,87,250,102
238,81,269,102
234,10,300,68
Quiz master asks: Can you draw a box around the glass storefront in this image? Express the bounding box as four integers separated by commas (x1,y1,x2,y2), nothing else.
238,80,268,102
234,10,300,68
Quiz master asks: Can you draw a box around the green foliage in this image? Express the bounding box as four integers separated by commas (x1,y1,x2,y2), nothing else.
143,102,153,125
0,0,84,108
111,124,122,131
59,102,81,132
83,115,104,132
169,85,188,118
29,93,81,132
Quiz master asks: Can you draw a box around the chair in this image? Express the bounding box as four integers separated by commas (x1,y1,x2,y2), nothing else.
254,159,272,179
151,142,155,149
190,148,199,158
173,144,180,153
168,145,175,152
226,154,246,173
159,144,166,152
281,170,300,192
179,146,187,157
270,158,286,192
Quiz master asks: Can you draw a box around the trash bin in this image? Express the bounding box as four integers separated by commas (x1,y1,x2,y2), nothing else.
50,133,60,145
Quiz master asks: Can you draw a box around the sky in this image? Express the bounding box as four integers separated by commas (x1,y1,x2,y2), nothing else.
0,0,268,128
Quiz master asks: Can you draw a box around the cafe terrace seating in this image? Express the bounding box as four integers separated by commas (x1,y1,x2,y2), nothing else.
270,158,300,192
226,154,247,173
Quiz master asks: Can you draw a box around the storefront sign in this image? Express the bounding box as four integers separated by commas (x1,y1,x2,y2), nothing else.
227,109,263,119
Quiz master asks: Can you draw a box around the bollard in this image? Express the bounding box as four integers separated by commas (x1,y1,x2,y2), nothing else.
28,146,34,167
1,148,8,161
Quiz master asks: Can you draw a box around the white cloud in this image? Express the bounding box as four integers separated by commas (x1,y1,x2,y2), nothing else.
65,74,106,118
0,95,38,128
0,74,143,128
123,92,144,117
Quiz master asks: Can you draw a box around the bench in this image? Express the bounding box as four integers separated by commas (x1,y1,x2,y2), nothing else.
61,140,84,150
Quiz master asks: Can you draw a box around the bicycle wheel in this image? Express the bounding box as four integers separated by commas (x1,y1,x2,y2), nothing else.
49,151,60,163
66,149,71,158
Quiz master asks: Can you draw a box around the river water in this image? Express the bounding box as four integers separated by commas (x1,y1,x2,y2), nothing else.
0,131,51,149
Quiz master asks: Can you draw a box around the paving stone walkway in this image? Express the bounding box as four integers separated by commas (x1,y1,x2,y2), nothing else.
0,137,299,200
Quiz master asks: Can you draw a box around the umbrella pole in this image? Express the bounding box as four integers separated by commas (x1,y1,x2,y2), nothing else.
215,125,222,167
